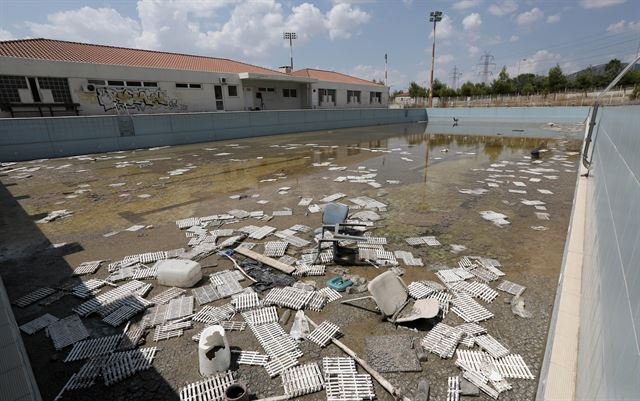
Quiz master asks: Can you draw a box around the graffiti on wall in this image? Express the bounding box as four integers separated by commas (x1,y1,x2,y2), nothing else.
96,87,186,112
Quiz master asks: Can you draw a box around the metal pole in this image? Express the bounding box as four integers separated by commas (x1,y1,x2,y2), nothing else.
289,36,293,70
429,19,436,108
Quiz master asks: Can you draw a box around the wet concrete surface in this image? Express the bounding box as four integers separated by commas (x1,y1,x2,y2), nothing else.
0,121,584,401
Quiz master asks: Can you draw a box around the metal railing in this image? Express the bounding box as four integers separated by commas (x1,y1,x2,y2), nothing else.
582,54,640,172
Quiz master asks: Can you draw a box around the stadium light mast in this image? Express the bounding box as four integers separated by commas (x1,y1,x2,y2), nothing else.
428,11,442,108
283,32,297,70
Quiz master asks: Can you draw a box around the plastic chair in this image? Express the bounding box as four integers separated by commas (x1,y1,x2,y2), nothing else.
315,202,368,265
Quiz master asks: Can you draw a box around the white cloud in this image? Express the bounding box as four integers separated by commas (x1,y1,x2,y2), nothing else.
516,8,544,26
0,28,15,41
453,0,482,10
509,35,519,42
468,45,481,57
438,54,455,64
607,19,640,34
430,15,455,39
579,0,626,9
462,13,482,30
26,6,141,47
508,49,561,75
21,1,372,64
325,3,370,39
547,14,561,24
488,0,518,16
350,64,407,88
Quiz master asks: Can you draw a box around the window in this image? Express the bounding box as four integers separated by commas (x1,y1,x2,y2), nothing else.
189,83,201,89
318,89,336,106
0,75,28,106
176,83,189,88
370,91,382,104
27,78,41,102
258,87,266,92
267,88,275,92
37,77,72,103
283,88,297,98
126,81,142,87
107,80,125,86
88,79,106,86
347,90,361,104
143,82,157,87
228,85,238,96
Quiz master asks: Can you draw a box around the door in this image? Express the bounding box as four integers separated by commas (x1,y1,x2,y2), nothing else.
214,85,224,111
244,87,254,110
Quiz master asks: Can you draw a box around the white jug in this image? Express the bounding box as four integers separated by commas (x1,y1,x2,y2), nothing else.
198,325,231,376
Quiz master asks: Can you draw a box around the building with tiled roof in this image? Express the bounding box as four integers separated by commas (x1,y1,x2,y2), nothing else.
0,38,389,117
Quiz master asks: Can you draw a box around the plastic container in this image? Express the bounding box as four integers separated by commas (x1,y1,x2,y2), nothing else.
326,276,353,292
155,259,202,288
198,325,231,376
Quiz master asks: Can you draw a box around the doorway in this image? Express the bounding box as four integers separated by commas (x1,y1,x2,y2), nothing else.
214,85,224,111
27,77,41,102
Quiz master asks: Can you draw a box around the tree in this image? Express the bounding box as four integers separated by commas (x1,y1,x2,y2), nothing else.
604,59,623,81
459,81,475,96
576,70,593,92
492,66,514,95
408,82,427,98
547,64,567,92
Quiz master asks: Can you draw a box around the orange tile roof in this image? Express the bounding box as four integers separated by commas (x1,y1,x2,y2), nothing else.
0,38,286,76
291,68,385,87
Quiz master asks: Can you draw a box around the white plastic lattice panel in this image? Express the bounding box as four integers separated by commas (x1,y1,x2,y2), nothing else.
496,280,526,296
407,282,435,299
264,241,288,257
307,292,328,312
154,321,192,341
436,269,465,284
457,323,487,338
278,255,298,266
323,357,356,376
318,287,342,303
132,266,158,280
451,281,499,303
282,362,325,397
405,237,426,246
192,284,222,305
56,355,110,395
375,249,396,262
117,324,145,351
64,334,122,362
72,279,107,299
264,287,314,310
242,306,279,326
234,350,269,366
72,261,102,276
73,280,148,317
474,334,510,358
284,235,311,248
165,296,194,321
421,236,441,246
298,198,313,207
98,294,153,319
420,323,463,359
325,373,375,401
150,287,186,305
231,292,260,312
290,224,311,232
47,315,90,350
363,236,387,245
427,291,452,315
249,226,277,240
272,210,293,216
493,354,535,380
192,304,235,324
265,352,299,377
19,313,59,335
221,321,246,331
394,251,423,266
262,336,302,359
447,376,460,401
451,294,494,323
103,304,142,327
103,347,158,386
177,217,201,229
12,287,56,307
307,321,340,347
210,229,235,237
462,370,499,400
468,266,499,283
320,193,346,202
451,268,475,280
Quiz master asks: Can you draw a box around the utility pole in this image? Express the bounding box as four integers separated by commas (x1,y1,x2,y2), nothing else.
450,65,462,90
477,51,495,84
282,32,297,70
517,58,527,76
428,10,443,108
384,53,388,87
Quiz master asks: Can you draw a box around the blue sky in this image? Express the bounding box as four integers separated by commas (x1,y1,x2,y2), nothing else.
1,0,638,91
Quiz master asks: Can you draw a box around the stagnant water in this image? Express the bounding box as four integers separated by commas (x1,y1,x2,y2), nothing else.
1,121,584,400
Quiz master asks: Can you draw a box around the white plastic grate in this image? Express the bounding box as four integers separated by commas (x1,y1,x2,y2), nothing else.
323,357,356,376
150,287,186,304
394,251,423,266
221,320,246,331
242,306,278,326
72,261,102,276
12,287,56,307
177,217,201,229
447,376,460,401
293,263,326,277
436,269,466,284
192,304,235,324
73,280,148,317
325,372,375,401
249,226,277,240
421,323,463,359
318,287,342,303
307,292,328,312
496,280,526,296
264,287,313,310
102,347,158,386
231,292,260,312
282,362,324,397
320,193,346,202
451,294,494,323
72,279,107,299
47,315,90,350
427,291,452,315
19,313,59,335
462,370,499,399
474,334,510,358
265,352,299,377
64,334,122,362
165,296,194,321
192,284,222,305
407,282,435,299
307,321,340,347
451,281,499,303
117,324,145,351
272,210,293,216
264,241,288,257
234,350,269,366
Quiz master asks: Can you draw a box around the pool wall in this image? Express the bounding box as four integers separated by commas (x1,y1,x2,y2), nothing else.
427,106,589,123
576,105,640,400
0,108,426,161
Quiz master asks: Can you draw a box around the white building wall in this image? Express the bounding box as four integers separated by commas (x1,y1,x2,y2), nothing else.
240,79,307,110
309,81,389,109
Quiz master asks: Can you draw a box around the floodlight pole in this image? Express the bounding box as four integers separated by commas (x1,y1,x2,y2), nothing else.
428,11,442,108
283,32,297,70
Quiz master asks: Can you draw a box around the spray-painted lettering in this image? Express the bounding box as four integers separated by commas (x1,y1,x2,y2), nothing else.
96,87,186,112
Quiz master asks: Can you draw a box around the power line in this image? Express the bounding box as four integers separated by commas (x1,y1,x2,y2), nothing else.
450,65,462,90
477,52,495,84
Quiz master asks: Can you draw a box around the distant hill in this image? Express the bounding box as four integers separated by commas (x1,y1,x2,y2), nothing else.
567,62,640,80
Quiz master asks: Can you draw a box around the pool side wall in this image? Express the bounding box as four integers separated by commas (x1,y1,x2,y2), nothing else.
0,108,426,162
427,106,589,123
576,105,640,400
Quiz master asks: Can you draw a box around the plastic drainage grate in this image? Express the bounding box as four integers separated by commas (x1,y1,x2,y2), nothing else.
64,334,122,362
447,376,460,401
179,371,234,401
307,321,340,347
265,352,299,377
451,294,494,323
19,313,59,335
72,261,102,276
12,287,56,307
47,315,90,350
282,362,324,397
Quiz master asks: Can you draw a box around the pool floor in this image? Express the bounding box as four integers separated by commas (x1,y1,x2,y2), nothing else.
0,121,583,401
